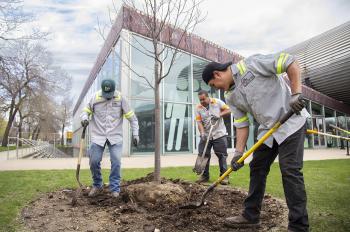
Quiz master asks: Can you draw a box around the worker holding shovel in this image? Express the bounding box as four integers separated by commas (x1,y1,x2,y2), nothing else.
80,79,139,199
194,90,231,184
202,53,309,232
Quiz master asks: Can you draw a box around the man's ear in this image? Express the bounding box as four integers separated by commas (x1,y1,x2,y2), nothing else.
213,70,220,79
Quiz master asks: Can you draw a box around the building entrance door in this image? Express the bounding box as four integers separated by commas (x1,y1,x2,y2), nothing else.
312,116,326,148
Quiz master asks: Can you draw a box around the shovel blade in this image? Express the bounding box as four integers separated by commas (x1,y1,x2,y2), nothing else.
71,186,82,206
193,155,210,175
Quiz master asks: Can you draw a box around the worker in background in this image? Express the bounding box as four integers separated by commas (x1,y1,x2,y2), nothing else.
80,79,139,198
202,52,309,232
195,90,231,185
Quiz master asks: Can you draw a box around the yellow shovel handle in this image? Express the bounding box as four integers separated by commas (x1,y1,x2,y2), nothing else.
307,129,350,141
216,110,294,185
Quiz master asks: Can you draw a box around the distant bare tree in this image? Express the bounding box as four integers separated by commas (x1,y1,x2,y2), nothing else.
0,41,70,146
0,0,47,44
55,72,73,146
98,0,205,182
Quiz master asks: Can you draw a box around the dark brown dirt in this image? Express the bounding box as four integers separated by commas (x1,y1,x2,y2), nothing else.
21,174,288,232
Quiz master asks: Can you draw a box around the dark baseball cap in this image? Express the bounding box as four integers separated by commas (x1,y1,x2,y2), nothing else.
202,61,233,84
101,79,115,99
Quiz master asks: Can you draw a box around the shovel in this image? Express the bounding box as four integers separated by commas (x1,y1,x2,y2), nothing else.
193,119,218,175
71,125,87,206
181,109,294,209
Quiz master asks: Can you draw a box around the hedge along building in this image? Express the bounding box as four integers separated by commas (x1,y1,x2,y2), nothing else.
72,6,350,156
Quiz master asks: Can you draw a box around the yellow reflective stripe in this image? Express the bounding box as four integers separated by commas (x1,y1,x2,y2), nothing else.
240,60,246,73
277,53,288,74
95,90,102,100
236,62,244,75
114,95,121,101
234,114,249,123
124,111,134,119
83,107,93,115
236,60,246,75
114,91,121,101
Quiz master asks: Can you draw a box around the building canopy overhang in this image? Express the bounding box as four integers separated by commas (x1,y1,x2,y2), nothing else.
73,6,350,115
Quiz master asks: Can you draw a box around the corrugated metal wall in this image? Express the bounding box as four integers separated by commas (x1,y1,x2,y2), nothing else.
284,21,350,106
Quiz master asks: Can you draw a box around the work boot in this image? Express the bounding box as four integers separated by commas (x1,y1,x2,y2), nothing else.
220,176,230,185
196,175,209,184
224,215,260,228
111,191,120,198
88,187,102,197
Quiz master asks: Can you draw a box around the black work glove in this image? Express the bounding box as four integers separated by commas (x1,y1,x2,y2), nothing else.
231,151,244,171
133,135,139,147
200,133,207,142
81,119,89,128
289,93,304,115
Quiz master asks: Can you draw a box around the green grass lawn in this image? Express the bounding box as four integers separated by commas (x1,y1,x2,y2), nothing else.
0,146,31,153
0,146,16,152
0,159,349,231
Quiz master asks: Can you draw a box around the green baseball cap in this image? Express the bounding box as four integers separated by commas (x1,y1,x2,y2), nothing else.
101,79,115,99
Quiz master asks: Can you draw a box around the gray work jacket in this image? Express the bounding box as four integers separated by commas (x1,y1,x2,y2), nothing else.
195,98,229,140
80,90,139,147
225,52,310,148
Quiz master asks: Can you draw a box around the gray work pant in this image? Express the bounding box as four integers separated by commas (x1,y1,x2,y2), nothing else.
243,123,309,232
198,135,228,178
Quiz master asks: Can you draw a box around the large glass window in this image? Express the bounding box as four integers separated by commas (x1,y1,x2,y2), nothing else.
337,112,347,130
130,35,155,99
164,103,192,152
192,57,218,104
311,102,322,116
113,40,121,90
311,102,325,147
164,50,191,103
336,112,347,148
325,107,337,147
131,100,155,153
192,57,221,151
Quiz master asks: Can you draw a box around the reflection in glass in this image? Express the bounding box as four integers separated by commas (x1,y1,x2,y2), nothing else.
311,102,322,116
192,57,218,104
130,35,155,99
114,40,121,90
336,112,347,148
164,50,191,102
311,102,325,147
164,103,192,152
325,107,337,147
131,100,155,153
312,117,325,147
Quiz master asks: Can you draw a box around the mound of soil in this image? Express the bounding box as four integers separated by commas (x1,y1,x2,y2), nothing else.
21,174,288,231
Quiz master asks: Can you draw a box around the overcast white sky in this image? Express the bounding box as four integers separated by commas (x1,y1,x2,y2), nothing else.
22,0,350,104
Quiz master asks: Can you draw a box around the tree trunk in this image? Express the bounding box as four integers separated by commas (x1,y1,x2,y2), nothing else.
31,125,38,140
18,118,23,147
34,127,40,140
1,103,18,147
61,123,65,146
154,54,161,183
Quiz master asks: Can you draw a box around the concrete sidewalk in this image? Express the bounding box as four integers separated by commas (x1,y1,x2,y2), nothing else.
0,148,349,171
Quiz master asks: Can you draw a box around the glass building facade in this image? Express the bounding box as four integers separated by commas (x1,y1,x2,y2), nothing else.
73,29,350,156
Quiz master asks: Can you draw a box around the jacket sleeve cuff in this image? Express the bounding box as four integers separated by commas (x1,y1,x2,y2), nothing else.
234,121,250,128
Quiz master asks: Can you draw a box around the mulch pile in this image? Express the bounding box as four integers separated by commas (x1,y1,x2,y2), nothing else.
21,174,288,231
